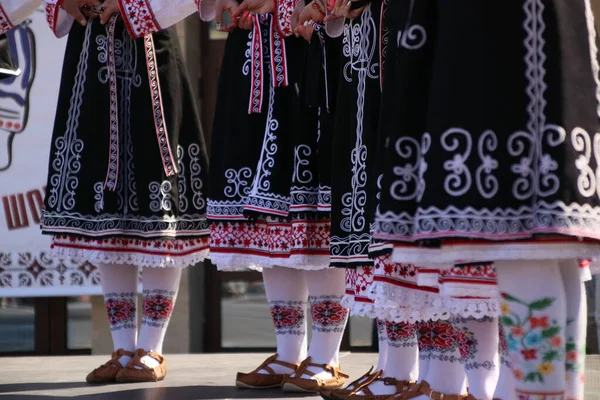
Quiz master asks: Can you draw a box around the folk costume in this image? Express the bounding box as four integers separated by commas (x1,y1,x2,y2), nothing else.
373,0,598,398
197,0,349,392
40,0,209,383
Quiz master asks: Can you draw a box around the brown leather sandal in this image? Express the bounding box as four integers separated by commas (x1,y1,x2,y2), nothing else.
397,381,471,400
86,348,133,384
115,349,167,383
321,367,382,400
282,356,350,393
342,377,413,400
235,354,299,389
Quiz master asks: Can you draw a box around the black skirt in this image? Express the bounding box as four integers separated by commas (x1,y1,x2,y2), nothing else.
208,17,336,270
41,18,210,268
373,0,600,266
330,0,385,267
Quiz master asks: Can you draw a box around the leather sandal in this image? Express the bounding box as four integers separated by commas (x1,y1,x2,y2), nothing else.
282,356,350,393
235,354,299,389
342,377,413,400
397,381,470,400
321,367,382,400
116,349,167,383
86,348,133,384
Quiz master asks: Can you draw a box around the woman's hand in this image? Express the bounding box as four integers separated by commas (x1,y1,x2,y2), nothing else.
294,1,325,41
216,0,242,32
234,0,275,19
324,0,365,21
61,0,102,26
99,0,120,25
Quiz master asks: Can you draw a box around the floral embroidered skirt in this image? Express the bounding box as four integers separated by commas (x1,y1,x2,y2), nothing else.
373,0,600,268
208,22,340,271
41,20,210,268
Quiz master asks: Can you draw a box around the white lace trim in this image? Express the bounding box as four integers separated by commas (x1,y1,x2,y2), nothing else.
50,246,209,269
442,297,500,319
440,285,499,299
341,294,379,318
211,254,330,272
391,242,600,268
368,282,450,323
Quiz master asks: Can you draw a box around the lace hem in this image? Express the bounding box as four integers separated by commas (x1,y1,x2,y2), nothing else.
369,282,450,323
341,294,378,319
50,246,208,269
442,297,500,319
391,242,600,268
211,253,330,272
440,285,499,299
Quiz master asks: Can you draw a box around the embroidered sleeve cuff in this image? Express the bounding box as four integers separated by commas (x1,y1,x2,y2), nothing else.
0,0,41,35
195,0,216,22
44,0,74,38
0,4,15,35
274,0,297,37
118,0,196,39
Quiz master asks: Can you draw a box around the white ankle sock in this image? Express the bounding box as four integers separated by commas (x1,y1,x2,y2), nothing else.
376,319,389,371
137,267,182,369
98,263,138,367
560,260,587,400
454,316,500,400
260,266,309,375
303,268,348,381
357,320,419,396
496,260,567,398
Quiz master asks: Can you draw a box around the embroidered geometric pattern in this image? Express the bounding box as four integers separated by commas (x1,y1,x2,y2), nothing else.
386,321,417,348
118,0,161,39
310,295,349,333
209,217,330,269
105,292,137,331
0,3,13,35
50,235,209,268
270,300,306,335
142,289,175,328
274,0,296,37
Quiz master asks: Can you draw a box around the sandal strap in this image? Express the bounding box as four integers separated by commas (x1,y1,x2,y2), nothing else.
125,349,164,371
402,381,468,400
360,377,412,395
251,354,298,375
347,368,383,395
295,357,351,380
103,348,134,368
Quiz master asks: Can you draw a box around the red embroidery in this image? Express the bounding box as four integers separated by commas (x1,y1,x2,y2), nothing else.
144,34,178,177
118,0,161,39
311,297,349,332
271,303,304,331
209,219,330,258
439,263,497,286
249,14,264,114
44,1,62,36
105,15,120,191
51,235,209,257
143,290,175,325
430,320,457,352
0,3,14,35
417,321,434,351
106,297,136,327
386,321,416,343
455,326,477,360
274,0,295,37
